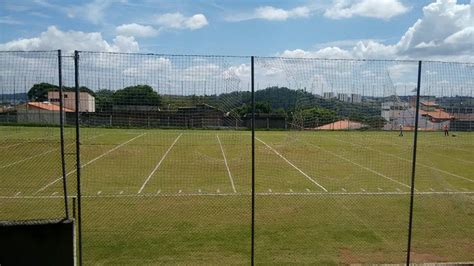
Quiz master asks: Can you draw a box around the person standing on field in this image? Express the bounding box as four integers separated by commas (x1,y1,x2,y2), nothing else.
443,124,449,136
399,124,403,136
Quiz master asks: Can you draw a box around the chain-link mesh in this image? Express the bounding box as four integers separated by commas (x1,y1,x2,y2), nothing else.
254,57,418,264
0,51,70,221
1,50,472,264
411,61,474,263
71,52,251,264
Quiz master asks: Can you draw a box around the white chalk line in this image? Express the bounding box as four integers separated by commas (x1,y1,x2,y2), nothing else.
256,137,328,192
137,133,182,194
297,138,414,190
0,133,107,169
35,133,145,194
369,137,474,165
216,134,237,193
326,136,474,184
2,190,473,199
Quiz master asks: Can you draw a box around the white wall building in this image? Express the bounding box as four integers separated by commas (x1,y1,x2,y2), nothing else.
48,91,95,112
323,92,336,99
337,93,350,102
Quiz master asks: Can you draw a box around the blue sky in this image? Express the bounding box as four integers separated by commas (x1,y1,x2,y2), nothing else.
0,0,472,97
0,0,472,60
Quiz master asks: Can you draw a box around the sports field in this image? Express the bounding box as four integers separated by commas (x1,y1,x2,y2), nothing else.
1,125,473,264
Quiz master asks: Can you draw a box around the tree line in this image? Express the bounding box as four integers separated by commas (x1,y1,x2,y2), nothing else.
28,83,385,128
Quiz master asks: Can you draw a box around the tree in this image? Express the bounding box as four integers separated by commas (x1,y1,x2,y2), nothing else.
112,85,161,106
28,83,58,101
300,107,338,126
28,83,95,101
95,89,114,111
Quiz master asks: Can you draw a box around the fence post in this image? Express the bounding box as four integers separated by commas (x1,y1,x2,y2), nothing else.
406,60,422,265
74,50,83,266
58,49,69,219
250,56,255,266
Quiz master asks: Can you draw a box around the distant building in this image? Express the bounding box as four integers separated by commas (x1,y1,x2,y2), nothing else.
48,91,95,112
315,119,368,130
337,93,350,102
382,100,453,130
351,93,362,103
323,92,336,99
445,107,473,131
16,102,74,125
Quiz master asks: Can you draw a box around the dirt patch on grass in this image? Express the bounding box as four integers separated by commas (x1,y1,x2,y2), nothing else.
409,251,447,263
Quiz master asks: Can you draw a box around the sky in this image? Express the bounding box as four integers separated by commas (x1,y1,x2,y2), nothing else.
0,0,473,96
0,0,473,61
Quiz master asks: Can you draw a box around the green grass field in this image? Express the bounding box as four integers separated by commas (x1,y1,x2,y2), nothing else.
1,125,473,264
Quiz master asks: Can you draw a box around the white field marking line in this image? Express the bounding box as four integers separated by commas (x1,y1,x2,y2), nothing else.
15,192,21,196
326,136,474,183
256,137,328,192
216,135,237,193
36,133,145,194
137,133,182,194
0,134,61,149
0,142,25,149
371,137,474,164
0,133,107,169
298,138,414,190
4,191,473,200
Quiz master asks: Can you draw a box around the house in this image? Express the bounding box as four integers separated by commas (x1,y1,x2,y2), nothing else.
48,91,95,112
315,119,368,130
16,101,74,125
382,99,453,131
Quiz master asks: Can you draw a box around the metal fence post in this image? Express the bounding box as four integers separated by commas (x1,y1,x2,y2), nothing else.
74,50,83,266
250,56,255,266
58,49,69,219
406,60,422,265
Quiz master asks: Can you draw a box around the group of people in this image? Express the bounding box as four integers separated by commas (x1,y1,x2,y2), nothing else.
399,124,449,136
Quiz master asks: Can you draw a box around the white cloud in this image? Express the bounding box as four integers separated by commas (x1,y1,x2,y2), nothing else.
0,16,23,25
324,0,409,19
65,0,122,24
116,23,159,38
255,6,310,21
154,13,208,30
227,5,311,22
0,26,139,53
279,0,474,62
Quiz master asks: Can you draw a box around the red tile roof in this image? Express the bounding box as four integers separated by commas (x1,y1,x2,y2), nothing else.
27,102,74,112
421,101,439,107
315,120,367,130
419,109,453,120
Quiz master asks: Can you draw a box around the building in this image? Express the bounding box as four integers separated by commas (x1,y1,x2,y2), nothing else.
48,91,95,112
16,102,74,125
351,93,362,103
315,119,368,130
323,92,336,99
382,100,453,130
337,93,351,102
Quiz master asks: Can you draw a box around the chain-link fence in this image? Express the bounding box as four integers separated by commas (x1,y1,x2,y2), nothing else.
0,50,472,264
